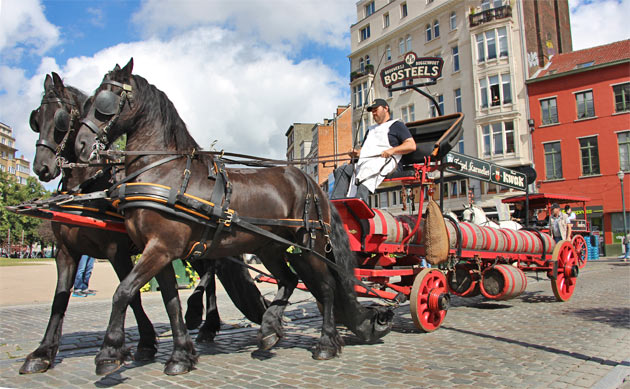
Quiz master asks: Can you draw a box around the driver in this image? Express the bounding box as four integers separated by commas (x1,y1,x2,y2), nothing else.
331,99,416,201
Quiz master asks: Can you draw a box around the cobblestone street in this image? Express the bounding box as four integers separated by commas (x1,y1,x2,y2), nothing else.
1,259,629,388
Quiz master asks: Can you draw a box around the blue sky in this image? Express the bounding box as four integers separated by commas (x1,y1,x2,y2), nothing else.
0,0,628,190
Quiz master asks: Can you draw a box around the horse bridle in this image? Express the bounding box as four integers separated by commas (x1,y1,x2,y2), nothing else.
80,79,133,161
31,95,80,167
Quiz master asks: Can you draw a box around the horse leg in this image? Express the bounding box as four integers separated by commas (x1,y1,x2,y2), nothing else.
154,264,198,375
289,245,343,360
109,248,157,362
256,246,298,351
184,260,208,330
196,261,221,343
20,246,77,374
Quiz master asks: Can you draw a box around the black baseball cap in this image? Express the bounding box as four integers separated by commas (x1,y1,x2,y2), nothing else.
551,203,560,210
367,98,389,112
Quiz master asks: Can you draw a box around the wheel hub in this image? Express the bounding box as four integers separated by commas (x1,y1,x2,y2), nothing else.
428,288,449,311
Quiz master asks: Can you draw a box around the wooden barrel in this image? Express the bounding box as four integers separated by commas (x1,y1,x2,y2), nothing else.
458,222,486,250
445,219,459,249
480,264,527,300
396,214,423,245
447,266,480,297
500,228,526,252
369,209,424,245
480,226,508,252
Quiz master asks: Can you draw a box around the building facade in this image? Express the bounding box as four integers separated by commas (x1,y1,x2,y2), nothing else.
0,122,30,185
349,0,572,215
527,39,630,256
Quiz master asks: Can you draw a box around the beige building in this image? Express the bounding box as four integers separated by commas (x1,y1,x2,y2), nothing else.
0,122,31,185
349,0,571,214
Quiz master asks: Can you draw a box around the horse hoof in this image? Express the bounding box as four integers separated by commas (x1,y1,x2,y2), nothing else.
19,358,50,374
134,347,157,362
164,361,192,376
185,311,203,331
95,360,123,376
195,331,216,344
312,347,338,360
258,333,280,351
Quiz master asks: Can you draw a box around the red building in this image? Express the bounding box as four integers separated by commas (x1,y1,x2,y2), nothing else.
527,39,630,256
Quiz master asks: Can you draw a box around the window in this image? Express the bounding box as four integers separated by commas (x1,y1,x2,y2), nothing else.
365,55,370,67
576,61,594,69
433,20,440,38
614,83,630,113
481,0,491,10
379,192,388,208
383,13,390,28
618,131,630,171
401,2,408,18
365,1,375,17
406,35,412,52
479,73,511,109
540,98,558,125
353,81,368,108
430,95,444,117
359,57,365,73
482,121,515,157
386,46,391,61
399,38,405,55
576,90,594,119
450,11,457,30
401,104,415,122
457,138,465,153
452,45,459,72
454,88,462,113
579,136,600,175
476,27,508,62
360,25,371,41
426,24,432,42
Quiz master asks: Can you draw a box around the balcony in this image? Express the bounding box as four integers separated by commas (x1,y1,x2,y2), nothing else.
469,5,512,28
350,64,374,82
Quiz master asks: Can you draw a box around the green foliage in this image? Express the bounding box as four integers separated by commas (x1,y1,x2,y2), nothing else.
0,172,50,247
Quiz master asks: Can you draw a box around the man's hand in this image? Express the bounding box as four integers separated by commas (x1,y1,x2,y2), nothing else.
348,148,360,158
381,149,394,158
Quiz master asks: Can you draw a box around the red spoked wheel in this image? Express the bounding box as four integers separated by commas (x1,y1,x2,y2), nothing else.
550,240,579,302
572,235,588,269
410,269,450,332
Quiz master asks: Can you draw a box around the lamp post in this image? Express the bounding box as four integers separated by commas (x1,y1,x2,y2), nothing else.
618,170,628,252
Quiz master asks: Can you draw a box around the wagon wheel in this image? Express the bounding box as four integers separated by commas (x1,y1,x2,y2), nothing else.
550,240,579,302
410,269,450,332
571,235,588,269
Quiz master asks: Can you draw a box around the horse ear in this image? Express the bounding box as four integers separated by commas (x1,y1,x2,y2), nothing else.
52,72,64,89
113,64,121,71
121,58,134,77
44,74,53,90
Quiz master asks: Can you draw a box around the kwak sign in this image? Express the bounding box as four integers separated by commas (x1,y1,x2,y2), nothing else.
445,151,527,191
380,52,443,88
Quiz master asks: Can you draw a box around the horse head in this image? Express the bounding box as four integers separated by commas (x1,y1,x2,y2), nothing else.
31,72,88,181
74,59,136,163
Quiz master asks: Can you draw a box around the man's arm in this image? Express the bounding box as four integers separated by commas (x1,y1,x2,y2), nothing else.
381,137,416,158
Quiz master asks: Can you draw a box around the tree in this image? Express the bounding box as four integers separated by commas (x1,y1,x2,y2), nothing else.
0,172,50,250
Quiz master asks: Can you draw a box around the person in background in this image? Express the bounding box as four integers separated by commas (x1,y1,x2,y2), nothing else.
511,201,527,223
72,255,96,297
622,232,630,262
549,203,571,243
564,205,576,224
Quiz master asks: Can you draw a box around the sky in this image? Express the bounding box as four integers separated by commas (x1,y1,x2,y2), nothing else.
0,0,629,190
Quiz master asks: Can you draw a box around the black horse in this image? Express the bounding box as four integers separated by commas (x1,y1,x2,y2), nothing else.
73,59,393,376
23,72,158,374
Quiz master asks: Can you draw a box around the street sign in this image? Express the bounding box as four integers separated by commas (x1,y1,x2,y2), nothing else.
380,52,443,88
445,151,527,191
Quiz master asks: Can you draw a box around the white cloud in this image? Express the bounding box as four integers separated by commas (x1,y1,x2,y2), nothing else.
132,0,355,49
0,0,60,63
0,27,349,189
570,0,630,50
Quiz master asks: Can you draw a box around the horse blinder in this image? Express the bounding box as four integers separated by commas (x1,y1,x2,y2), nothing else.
30,109,40,133
53,109,70,132
94,90,120,116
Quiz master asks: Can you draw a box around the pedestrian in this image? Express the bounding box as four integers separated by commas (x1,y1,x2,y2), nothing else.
622,232,630,261
72,255,96,297
511,201,526,223
564,205,576,223
330,99,416,201
549,203,571,243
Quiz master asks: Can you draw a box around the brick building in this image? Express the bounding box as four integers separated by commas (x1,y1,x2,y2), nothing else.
527,39,630,256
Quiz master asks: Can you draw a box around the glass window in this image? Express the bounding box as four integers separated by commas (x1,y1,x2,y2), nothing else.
541,98,558,125
379,192,388,208
481,0,491,10
409,104,415,121
476,34,485,62
619,131,630,171
492,122,503,154
401,2,408,18
399,38,405,55
482,125,491,156
614,83,630,113
482,121,515,157
365,1,375,17
434,20,440,38
579,136,600,175
386,46,391,61
359,57,365,73
383,13,390,28
401,106,409,123
406,35,412,52
504,121,515,153
498,27,508,57
365,55,370,66
480,78,488,108
438,94,444,116
576,91,595,119
452,45,459,72
501,74,511,104
450,11,457,30
485,30,496,60
490,75,500,106
426,24,432,42
454,88,462,113
360,25,371,41
457,138,465,153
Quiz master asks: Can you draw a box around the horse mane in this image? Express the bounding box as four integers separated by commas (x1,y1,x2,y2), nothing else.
65,85,89,109
130,74,200,151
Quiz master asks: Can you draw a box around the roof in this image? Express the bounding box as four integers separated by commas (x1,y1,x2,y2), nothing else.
502,193,591,207
531,39,630,81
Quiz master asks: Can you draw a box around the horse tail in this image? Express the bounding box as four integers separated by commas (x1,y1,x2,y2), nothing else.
326,201,356,277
